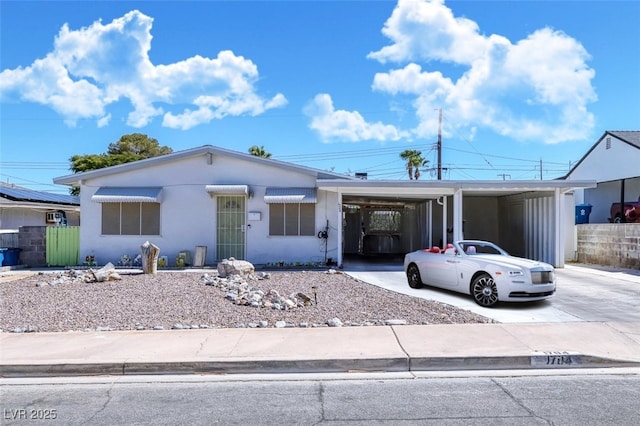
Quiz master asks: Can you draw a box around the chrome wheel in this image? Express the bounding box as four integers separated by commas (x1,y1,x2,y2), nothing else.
471,274,498,307
407,264,424,289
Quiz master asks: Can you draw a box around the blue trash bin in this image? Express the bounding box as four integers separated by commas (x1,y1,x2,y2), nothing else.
575,204,592,224
1,248,21,266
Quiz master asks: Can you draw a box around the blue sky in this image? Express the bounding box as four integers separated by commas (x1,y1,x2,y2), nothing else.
1,0,639,193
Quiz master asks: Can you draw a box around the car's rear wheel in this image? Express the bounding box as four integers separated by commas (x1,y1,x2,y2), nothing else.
406,264,424,289
471,273,498,307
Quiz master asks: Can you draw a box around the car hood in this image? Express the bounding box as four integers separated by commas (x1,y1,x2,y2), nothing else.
471,254,553,270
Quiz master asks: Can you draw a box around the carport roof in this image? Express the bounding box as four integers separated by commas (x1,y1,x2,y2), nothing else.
317,179,597,198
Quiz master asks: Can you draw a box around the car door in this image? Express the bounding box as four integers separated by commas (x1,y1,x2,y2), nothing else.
427,250,461,289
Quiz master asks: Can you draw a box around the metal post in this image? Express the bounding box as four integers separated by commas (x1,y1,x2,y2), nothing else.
437,108,442,180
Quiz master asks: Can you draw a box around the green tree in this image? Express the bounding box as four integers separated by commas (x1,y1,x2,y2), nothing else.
399,149,429,180
69,133,172,195
248,145,272,158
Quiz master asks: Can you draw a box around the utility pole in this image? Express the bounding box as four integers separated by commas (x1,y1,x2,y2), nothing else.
539,158,543,181
437,108,442,180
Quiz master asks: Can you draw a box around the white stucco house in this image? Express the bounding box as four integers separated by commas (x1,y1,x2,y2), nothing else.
53,145,595,268
564,130,640,224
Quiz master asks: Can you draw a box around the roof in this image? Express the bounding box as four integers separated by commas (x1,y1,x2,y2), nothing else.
317,178,596,200
0,183,79,206
54,145,356,185
562,130,640,180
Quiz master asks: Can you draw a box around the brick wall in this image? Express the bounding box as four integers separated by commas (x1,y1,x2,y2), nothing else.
577,224,640,269
18,226,47,267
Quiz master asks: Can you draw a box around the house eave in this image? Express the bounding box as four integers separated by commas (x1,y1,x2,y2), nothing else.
54,145,356,185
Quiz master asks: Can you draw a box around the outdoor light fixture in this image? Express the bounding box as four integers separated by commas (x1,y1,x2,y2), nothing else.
311,286,318,305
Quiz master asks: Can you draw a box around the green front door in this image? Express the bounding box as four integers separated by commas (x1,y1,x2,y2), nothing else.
216,195,246,260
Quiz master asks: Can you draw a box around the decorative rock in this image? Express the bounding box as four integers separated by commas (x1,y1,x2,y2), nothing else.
327,317,343,327
172,323,184,330
140,241,160,275
217,258,255,278
90,262,123,282
259,320,269,328
153,325,165,330
275,320,287,328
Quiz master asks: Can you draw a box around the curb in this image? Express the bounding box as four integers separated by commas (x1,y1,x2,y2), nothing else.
3,354,639,378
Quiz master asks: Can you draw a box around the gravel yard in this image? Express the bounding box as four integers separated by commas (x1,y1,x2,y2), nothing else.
0,269,491,333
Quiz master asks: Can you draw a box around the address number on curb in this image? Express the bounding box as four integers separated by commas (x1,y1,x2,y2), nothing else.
531,351,583,367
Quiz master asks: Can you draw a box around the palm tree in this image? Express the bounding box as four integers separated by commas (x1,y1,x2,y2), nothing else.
248,145,272,158
399,149,429,180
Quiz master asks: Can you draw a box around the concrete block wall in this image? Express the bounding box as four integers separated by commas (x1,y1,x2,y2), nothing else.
577,224,640,269
18,226,47,267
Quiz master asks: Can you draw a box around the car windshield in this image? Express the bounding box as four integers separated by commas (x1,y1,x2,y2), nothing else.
459,241,505,255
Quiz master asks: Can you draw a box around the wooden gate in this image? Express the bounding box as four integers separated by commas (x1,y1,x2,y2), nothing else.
46,226,80,266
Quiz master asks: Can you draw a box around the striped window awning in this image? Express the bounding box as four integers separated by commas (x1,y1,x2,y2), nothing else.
205,185,249,195
264,187,317,204
91,187,163,203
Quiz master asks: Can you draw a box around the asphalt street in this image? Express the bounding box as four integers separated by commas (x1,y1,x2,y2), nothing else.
2,371,640,425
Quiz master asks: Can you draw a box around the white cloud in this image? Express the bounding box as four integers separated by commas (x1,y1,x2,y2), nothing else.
304,94,408,142
0,10,286,129
307,0,596,144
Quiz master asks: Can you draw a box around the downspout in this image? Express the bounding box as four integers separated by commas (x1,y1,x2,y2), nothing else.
437,196,447,246
620,179,626,223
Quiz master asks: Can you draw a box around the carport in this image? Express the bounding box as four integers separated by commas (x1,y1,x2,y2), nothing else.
317,179,595,267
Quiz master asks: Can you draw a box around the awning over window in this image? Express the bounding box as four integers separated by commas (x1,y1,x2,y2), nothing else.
91,187,163,203
264,187,317,204
205,185,249,195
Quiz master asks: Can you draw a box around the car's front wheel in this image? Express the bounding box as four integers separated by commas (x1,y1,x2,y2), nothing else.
406,264,424,289
471,273,499,307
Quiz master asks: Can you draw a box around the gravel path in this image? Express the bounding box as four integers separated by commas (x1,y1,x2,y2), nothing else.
0,269,491,333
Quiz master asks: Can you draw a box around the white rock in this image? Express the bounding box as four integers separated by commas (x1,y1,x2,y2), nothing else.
327,317,343,327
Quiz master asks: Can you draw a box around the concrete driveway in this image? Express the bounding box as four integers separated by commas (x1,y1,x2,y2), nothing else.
344,262,640,324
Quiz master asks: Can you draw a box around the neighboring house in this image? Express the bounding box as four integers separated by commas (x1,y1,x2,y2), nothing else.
564,130,640,224
54,145,594,268
0,183,80,231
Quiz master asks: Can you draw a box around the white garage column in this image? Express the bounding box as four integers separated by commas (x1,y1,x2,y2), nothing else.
554,188,565,268
453,189,464,242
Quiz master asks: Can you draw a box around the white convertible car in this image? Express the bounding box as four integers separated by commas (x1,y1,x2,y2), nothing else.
404,240,556,307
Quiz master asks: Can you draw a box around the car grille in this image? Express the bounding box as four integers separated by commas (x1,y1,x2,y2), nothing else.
509,290,555,298
531,271,554,284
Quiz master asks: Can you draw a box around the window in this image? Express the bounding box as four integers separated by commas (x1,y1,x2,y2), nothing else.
269,203,315,236
102,202,160,235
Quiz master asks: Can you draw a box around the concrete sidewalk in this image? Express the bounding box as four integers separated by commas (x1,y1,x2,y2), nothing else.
2,322,640,377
